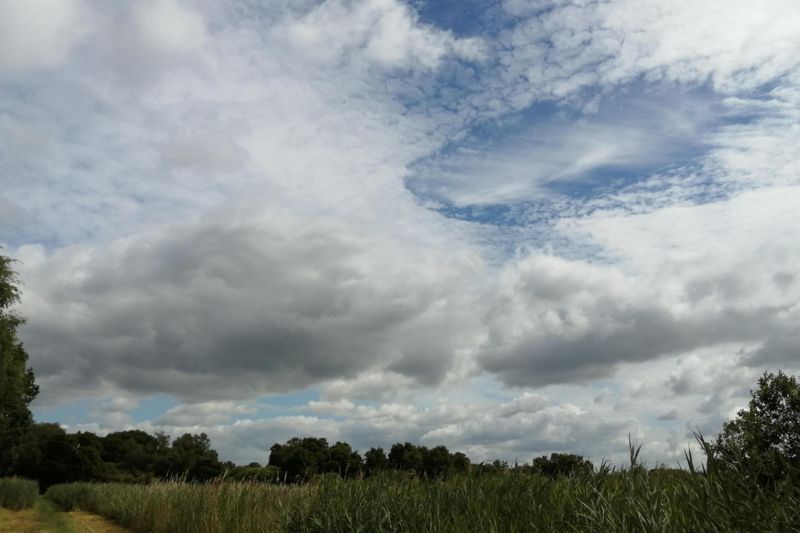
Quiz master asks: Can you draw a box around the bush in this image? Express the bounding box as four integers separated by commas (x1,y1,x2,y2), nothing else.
0,477,38,510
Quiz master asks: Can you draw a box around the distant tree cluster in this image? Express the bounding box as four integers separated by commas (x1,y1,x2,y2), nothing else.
531,453,594,478
5,425,223,489
267,438,472,482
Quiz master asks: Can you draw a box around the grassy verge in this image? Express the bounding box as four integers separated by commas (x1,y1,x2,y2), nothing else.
0,478,38,510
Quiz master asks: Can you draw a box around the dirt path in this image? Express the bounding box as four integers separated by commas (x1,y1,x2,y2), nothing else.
0,499,128,533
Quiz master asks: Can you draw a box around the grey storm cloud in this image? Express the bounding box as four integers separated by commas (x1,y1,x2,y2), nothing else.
18,207,483,401
477,251,800,388
20,217,799,403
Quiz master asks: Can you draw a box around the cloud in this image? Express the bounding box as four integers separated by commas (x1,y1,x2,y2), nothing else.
91,390,643,466
489,0,800,110
129,0,207,58
278,0,485,70
411,90,718,206
478,183,800,386
16,205,484,401
156,401,256,426
0,0,90,74
7,0,800,470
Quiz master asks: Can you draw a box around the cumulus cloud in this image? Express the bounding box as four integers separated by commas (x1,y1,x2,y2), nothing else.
103,390,643,466
16,204,483,401
478,185,800,387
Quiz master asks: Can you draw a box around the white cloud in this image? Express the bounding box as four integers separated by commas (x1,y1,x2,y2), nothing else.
412,91,718,206
491,0,800,110
0,0,90,74
130,0,207,58
157,401,256,426
475,183,800,387
279,0,484,70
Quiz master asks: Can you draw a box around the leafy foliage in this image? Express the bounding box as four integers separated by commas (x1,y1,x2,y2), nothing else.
708,371,800,482
0,254,39,475
8,425,224,489
531,452,594,478
363,447,388,475
268,437,362,481
386,442,470,479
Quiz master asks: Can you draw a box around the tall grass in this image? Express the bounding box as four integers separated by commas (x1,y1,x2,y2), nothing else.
0,477,38,510
44,466,800,532
289,468,799,532
45,480,308,532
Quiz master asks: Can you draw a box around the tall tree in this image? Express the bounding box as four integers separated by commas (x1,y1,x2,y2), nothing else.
168,432,223,481
709,371,800,482
0,254,38,475
364,447,388,475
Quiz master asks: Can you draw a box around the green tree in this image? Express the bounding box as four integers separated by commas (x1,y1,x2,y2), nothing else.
325,441,362,477
421,445,453,478
451,451,470,473
269,437,329,481
364,447,387,475
709,371,800,482
388,442,424,473
0,254,39,475
168,432,223,481
532,453,594,478
10,424,105,490
101,429,167,482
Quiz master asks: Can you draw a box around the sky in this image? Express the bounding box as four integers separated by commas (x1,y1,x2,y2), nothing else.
2,0,799,467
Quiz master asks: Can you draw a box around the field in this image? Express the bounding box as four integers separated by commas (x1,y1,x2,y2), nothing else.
33,467,800,533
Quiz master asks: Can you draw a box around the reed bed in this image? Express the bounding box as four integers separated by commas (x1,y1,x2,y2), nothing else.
44,467,799,532
45,480,308,532
291,469,799,532
0,477,38,510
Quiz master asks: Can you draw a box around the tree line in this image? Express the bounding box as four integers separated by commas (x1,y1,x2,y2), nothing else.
0,420,597,489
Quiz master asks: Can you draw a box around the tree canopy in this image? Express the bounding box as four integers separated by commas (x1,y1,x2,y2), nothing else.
0,254,39,475
708,371,800,482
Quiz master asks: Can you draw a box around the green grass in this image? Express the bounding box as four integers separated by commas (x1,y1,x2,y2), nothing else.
0,478,38,510
43,467,800,532
32,497,75,533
